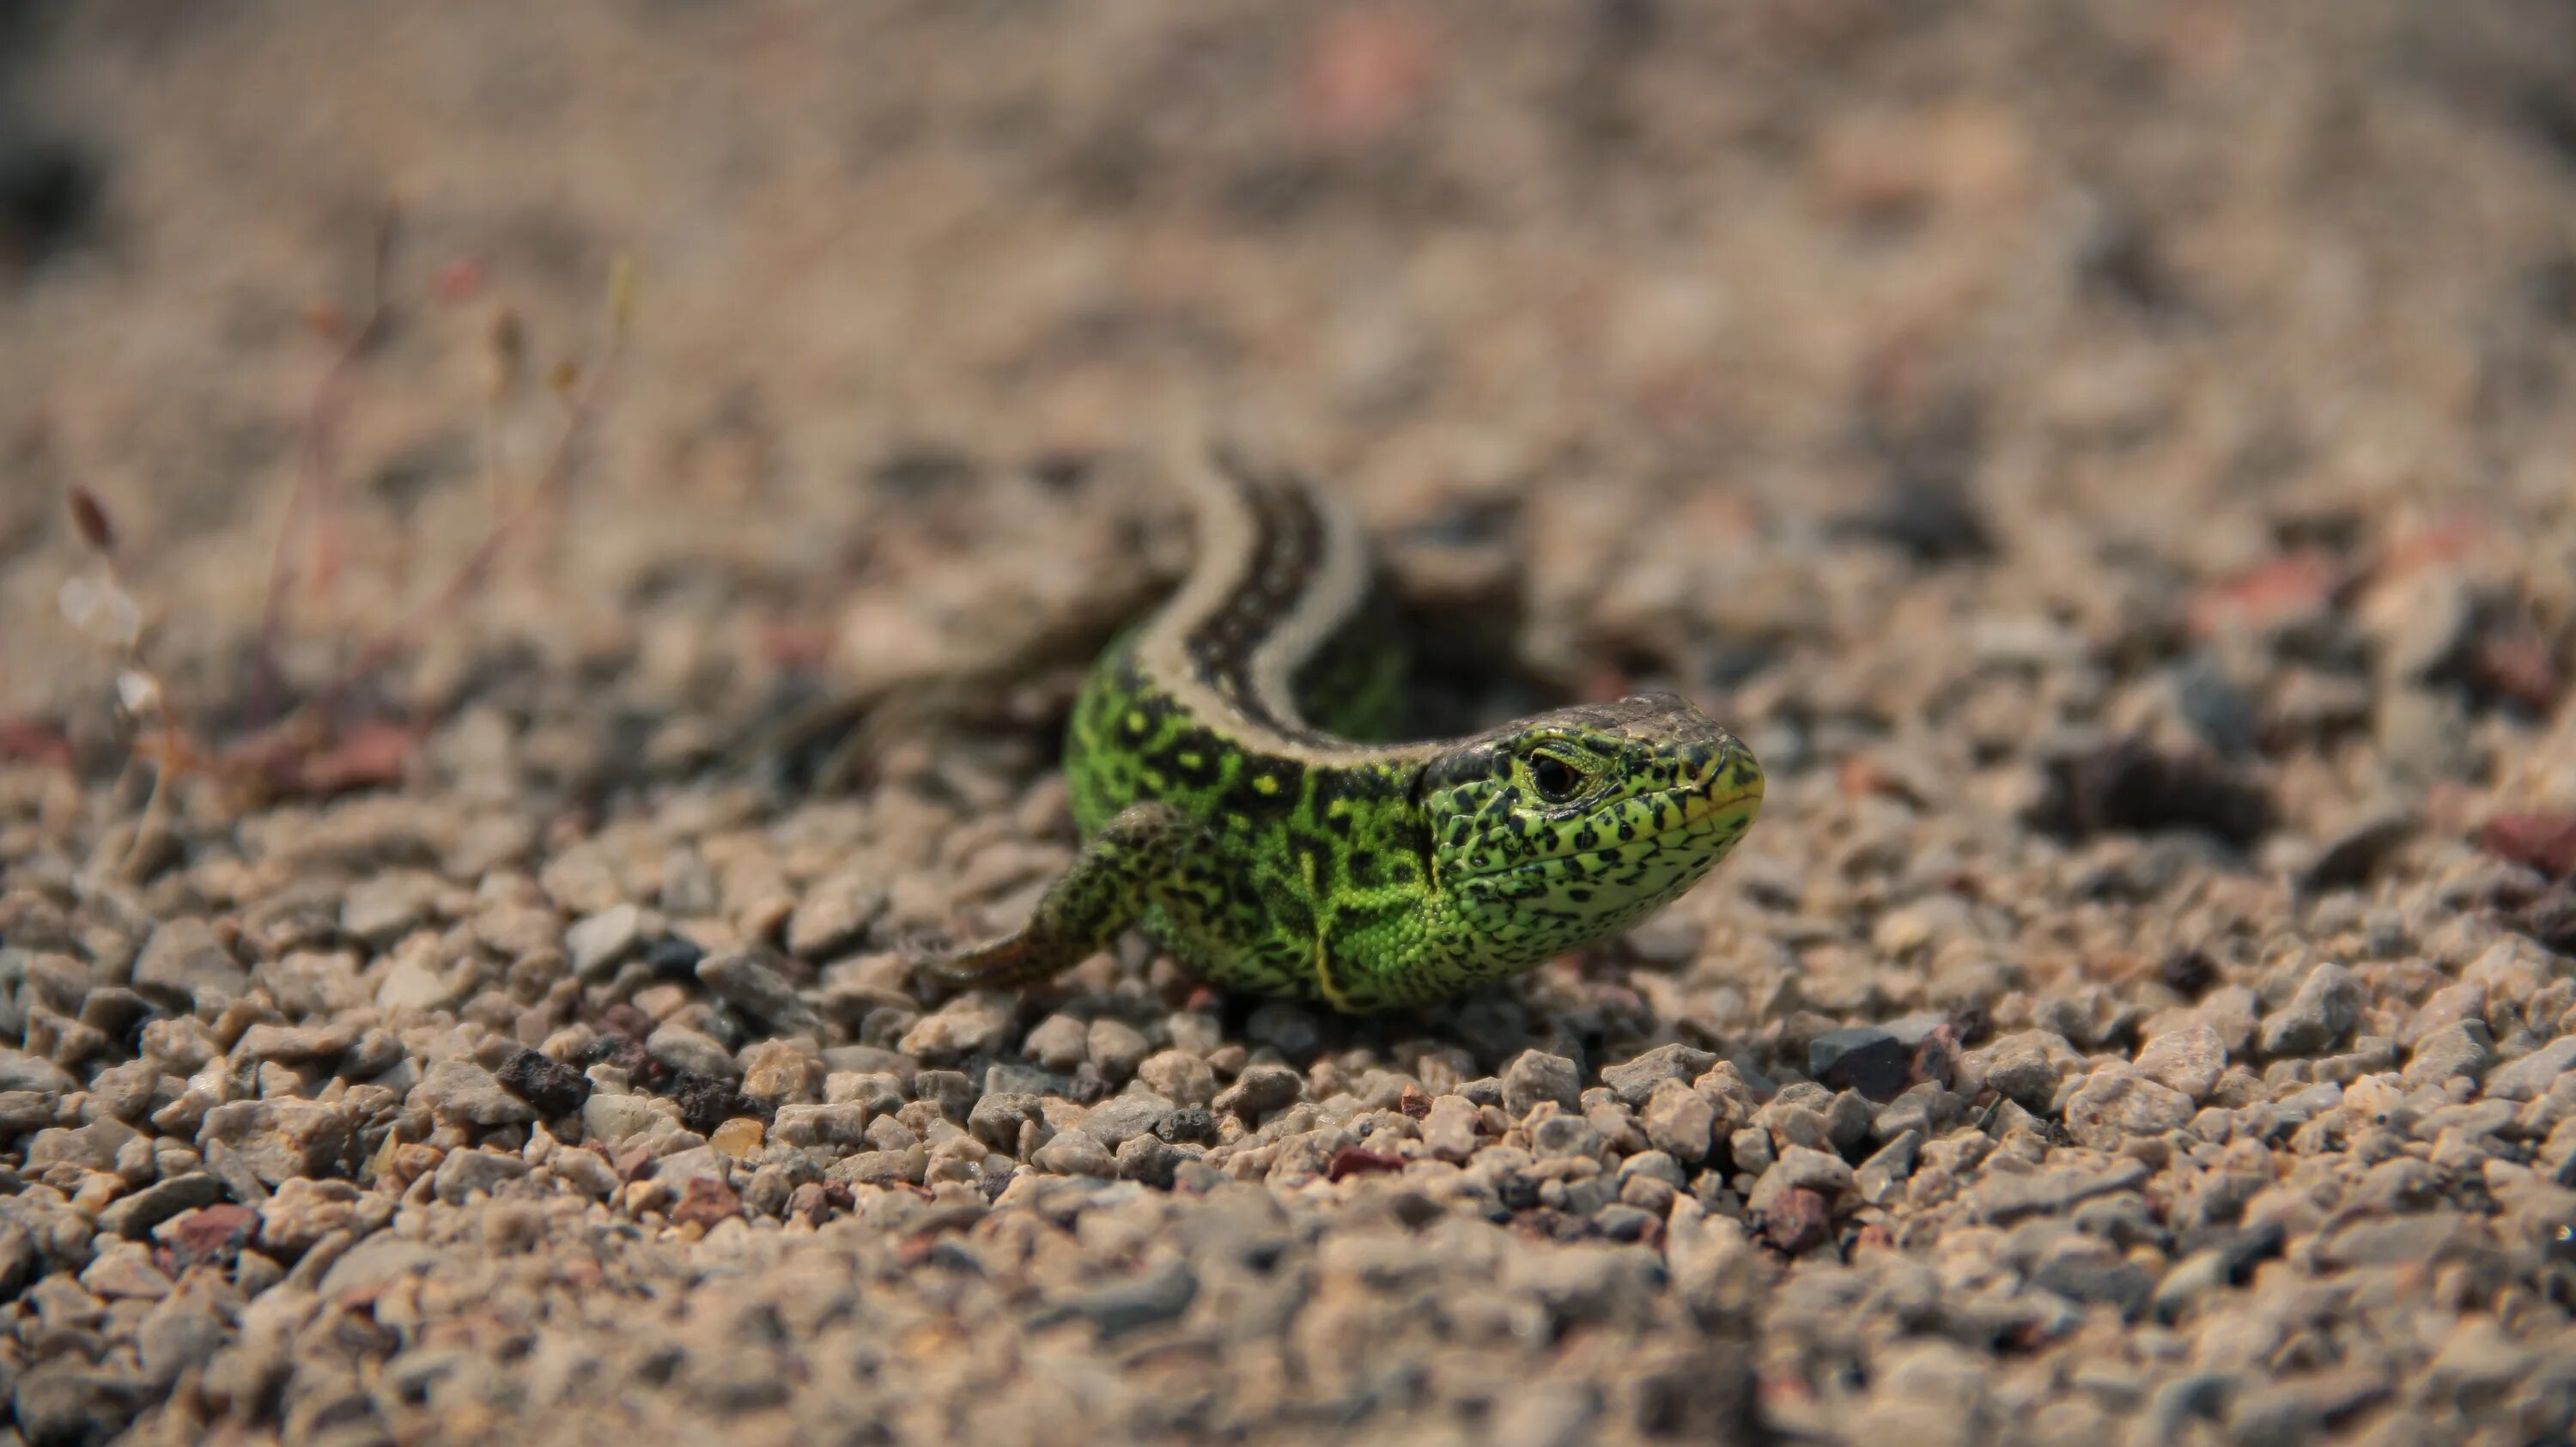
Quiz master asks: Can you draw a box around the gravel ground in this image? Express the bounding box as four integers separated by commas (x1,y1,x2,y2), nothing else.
6,3,2576,1444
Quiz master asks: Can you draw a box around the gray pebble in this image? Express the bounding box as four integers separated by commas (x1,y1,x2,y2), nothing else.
2061,1066,2194,1151
1965,1157,2149,1225
1114,1134,1182,1189
413,1060,539,1128
1244,1002,1321,1058
1136,1049,1216,1107
565,903,645,976
1086,1018,1152,1082
1031,1129,1118,1178
1501,1049,1582,1118
2486,1035,2576,1102
982,1062,1066,1098
1746,1145,1851,1218
1856,1130,1922,1205
785,876,884,958
1024,1013,1091,1073
645,1022,741,1081
2257,961,2361,1057
1529,1113,1603,1160
1598,1043,1716,1107
914,1068,975,1122
130,918,248,1013
898,994,1017,1060
1974,1031,2070,1112
696,952,821,1036
433,1147,530,1204
1639,1079,1715,1163
1078,1092,1175,1147
2134,1024,2229,1103
340,872,440,946
1030,1257,1196,1338
95,1174,224,1240
2401,1020,2494,1088
1212,1063,1303,1121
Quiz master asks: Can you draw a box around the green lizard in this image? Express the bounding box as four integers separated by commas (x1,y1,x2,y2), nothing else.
925,453,1764,1012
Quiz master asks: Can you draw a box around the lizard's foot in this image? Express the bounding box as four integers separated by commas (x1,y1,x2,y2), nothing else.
913,928,1056,993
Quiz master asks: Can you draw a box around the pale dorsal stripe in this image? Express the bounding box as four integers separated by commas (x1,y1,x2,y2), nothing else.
1134,458,1437,767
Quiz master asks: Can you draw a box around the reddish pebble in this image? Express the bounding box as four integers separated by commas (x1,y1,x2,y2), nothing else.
0,719,73,768
1326,1147,1406,1182
2474,633,2561,713
2479,812,2576,880
302,301,348,342
433,257,486,302
670,1176,743,1231
1297,9,1439,152
161,1204,258,1268
1911,1023,1963,1090
1762,1188,1833,1254
2184,551,2340,640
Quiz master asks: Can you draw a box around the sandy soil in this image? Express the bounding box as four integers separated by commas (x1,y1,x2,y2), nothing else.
3,3,2576,1444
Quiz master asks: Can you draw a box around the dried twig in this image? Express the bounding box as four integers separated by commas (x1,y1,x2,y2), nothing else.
223,251,637,796
246,201,402,730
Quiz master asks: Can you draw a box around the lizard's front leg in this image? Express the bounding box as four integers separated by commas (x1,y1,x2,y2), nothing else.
919,802,1198,989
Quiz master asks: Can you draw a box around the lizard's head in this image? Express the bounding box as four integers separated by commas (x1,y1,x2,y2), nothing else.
1418,691,1763,970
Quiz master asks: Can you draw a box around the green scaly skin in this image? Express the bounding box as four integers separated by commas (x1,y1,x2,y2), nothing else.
924,455,1764,1012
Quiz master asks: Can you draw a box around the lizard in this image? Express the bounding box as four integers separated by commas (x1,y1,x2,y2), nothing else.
923,451,1765,1012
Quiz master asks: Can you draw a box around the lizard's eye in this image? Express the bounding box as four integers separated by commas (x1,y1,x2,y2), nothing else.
1527,751,1583,803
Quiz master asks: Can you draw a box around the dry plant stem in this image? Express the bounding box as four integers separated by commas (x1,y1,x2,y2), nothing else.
72,518,191,880
247,203,400,731
234,301,629,771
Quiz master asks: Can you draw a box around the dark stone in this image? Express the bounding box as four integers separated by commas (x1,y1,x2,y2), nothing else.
2299,814,2421,895
2508,886,2576,958
1157,1106,1218,1146
2172,1219,2286,1282
1115,1134,1182,1189
642,936,708,979
1835,479,1996,564
495,1047,593,1117
872,446,980,497
1066,1061,1112,1105
2030,737,2273,846
2032,1249,2154,1320
982,1064,1067,1099
2159,948,2220,998
1030,1259,1196,1340
2167,654,2259,756
1591,1203,1658,1242
0,135,102,271
1808,1027,1909,1103
15,1357,139,1447
670,1073,768,1134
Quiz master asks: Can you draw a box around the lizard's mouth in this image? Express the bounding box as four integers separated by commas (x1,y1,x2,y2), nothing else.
1490,771,1764,875
1630,774,1764,846
1637,745,1765,832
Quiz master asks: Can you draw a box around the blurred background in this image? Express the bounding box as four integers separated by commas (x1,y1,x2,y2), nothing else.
6,0,2572,793
5,8,2576,1444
